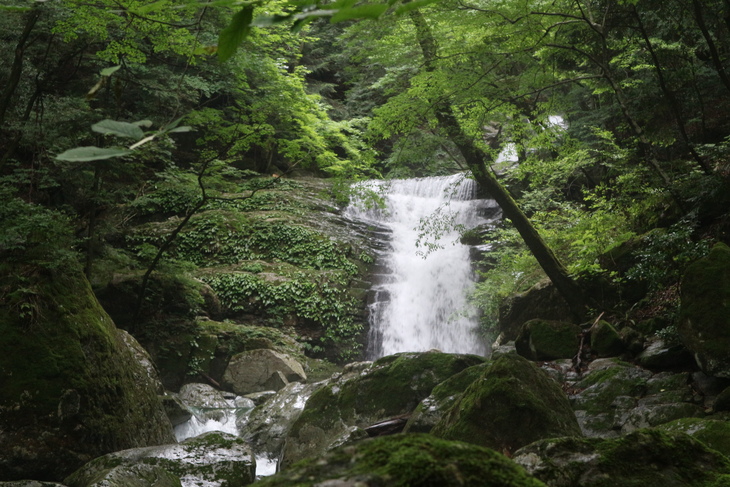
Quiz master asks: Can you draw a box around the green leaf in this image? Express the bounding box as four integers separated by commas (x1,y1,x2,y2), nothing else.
92,119,145,140
331,3,388,22
394,0,438,15
166,126,193,133
134,120,154,128
100,65,122,77
0,6,31,11
218,5,254,62
55,146,133,162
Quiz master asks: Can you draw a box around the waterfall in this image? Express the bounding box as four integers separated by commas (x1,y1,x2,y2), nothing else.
345,173,499,359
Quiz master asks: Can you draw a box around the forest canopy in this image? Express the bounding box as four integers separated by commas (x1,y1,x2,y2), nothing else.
2,0,730,338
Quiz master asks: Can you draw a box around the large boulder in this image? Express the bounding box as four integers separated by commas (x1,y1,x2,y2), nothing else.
431,353,581,453
515,319,581,361
499,280,573,341
64,432,255,487
514,429,730,487
404,362,490,433
679,242,730,378
279,351,486,469
258,433,546,487
657,417,730,458
178,383,231,422
222,348,306,395
0,268,175,481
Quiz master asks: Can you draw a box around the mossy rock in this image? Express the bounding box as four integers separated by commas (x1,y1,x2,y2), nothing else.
280,351,486,469
590,321,624,357
259,433,546,487
514,429,730,487
404,361,491,433
0,266,174,481
515,319,581,362
431,353,582,453
499,280,573,341
657,418,730,458
64,432,255,487
679,242,730,378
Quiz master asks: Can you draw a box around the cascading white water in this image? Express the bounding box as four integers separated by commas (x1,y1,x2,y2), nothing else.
345,173,498,358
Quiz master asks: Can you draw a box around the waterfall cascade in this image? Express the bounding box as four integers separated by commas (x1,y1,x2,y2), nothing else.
344,173,500,359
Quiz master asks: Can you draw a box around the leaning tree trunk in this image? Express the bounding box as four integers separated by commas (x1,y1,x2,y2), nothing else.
409,10,589,320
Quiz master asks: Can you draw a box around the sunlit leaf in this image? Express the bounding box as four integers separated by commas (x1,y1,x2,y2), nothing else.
395,0,438,15
331,3,388,22
92,119,145,140
100,65,122,77
55,146,132,162
218,5,254,62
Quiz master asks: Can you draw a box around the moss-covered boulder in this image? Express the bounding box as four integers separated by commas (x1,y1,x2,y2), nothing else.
499,280,573,341
259,433,546,487
279,351,485,469
431,354,581,453
515,319,581,361
590,320,624,357
657,418,730,458
679,242,730,378
64,432,255,487
0,268,175,481
513,429,730,487
571,362,703,438
404,362,490,433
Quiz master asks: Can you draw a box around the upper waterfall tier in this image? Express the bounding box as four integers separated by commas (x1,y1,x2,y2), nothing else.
344,173,499,358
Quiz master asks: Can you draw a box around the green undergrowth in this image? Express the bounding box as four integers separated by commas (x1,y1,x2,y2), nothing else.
202,270,362,360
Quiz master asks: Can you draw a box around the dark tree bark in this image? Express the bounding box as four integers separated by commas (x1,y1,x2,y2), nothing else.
409,10,590,321
0,8,41,127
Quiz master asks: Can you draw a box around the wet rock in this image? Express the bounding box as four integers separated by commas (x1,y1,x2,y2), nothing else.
590,321,623,357
237,381,324,466
679,242,730,378
404,362,490,434
64,432,255,487
515,319,581,361
280,351,485,469
0,483,69,487
513,429,730,487
161,394,193,427
222,349,306,395
178,383,230,422
0,268,175,481
431,354,581,453
259,433,545,487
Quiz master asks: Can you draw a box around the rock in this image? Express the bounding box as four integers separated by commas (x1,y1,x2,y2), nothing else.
178,383,231,422
715,386,730,412
237,381,324,467
258,433,546,487
657,418,730,457
499,280,573,341
515,319,581,361
64,432,255,487
161,394,193,427
0,483,69,487
638,337,694,370
513,429,730,487
244,390,277,405
679,242,730,378
571,364,704,437
222,349,306,395
404,362,490,433
0,268,175,481
590,320,623,357
280,351,485,469
431,353,582,453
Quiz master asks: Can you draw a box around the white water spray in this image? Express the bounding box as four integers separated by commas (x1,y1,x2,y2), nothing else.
345,173,498,358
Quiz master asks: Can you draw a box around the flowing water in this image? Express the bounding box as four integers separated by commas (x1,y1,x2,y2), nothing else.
345,173,499,358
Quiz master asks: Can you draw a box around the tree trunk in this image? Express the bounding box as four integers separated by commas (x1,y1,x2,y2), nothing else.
409,10,589,321
0,9,41,127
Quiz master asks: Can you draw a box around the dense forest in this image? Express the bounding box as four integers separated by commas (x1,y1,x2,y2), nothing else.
3,0,730,484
